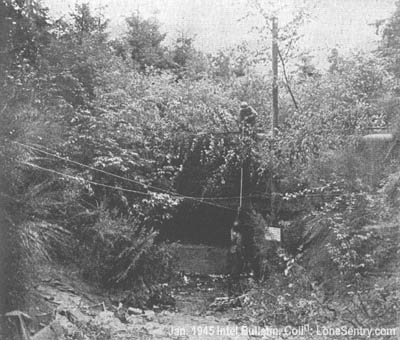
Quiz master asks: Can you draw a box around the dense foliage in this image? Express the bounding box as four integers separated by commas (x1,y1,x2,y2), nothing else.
1,0,399,332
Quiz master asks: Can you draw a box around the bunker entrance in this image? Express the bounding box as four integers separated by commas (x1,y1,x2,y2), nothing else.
159,201,235,248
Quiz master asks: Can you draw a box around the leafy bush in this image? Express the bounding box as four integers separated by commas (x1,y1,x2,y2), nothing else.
81,209,174,291
20,221,74,262
242,269,333,327
243,242,399,329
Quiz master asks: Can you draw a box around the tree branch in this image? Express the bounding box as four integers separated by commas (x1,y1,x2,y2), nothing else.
277,48,299,111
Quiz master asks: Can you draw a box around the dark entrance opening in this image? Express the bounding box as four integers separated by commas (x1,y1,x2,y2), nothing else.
159,201,235,247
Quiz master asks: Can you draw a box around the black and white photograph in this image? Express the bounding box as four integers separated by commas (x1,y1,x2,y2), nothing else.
0,0,399,338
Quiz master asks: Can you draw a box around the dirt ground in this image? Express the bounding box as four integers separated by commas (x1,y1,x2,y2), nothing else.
20,263,269,340
11,261,399,340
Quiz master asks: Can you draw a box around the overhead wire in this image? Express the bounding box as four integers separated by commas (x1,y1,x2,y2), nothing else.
20,161,152,197
15,141,258,201
21,161,239,211
16,141,360,209
18,141,358,199
16,141,175,196
16,143,238,211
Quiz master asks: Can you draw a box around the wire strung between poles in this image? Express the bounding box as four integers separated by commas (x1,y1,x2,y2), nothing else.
19,161,238,212
15,141,258,202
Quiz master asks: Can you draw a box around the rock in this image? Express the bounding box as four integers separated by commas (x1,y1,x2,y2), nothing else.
126,315,143,324
144,310,155,317
58,307,90,324
97,311,115,319
56,315,79,337
94,311,126,332
142,310,155,321
127,307,143,315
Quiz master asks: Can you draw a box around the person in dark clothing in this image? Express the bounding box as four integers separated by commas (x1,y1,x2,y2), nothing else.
229,206,263,279
239,101,258,136
229,207,244,281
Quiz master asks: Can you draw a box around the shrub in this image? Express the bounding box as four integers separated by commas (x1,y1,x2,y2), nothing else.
20,221,74,262
81,209,173,290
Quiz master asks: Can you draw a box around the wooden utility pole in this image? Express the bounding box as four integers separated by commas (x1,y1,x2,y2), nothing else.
271,16,279,137
270,16,278,227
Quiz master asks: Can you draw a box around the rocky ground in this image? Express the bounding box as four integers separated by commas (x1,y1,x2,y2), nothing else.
6,262,398,340
17,264,264,340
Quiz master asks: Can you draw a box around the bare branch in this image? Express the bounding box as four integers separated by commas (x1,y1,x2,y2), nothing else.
277,48,299,110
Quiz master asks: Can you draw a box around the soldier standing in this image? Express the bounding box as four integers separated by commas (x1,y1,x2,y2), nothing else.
239,101,258,136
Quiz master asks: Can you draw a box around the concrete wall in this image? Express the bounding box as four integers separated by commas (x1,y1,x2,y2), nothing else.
171,243,230,275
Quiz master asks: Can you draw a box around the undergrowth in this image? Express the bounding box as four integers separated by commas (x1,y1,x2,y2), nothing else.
80,209,175,306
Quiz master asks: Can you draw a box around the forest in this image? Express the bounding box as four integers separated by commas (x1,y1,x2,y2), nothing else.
0,0,399,339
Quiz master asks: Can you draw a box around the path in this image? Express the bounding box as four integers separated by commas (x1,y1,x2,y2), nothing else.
25,265,272,340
